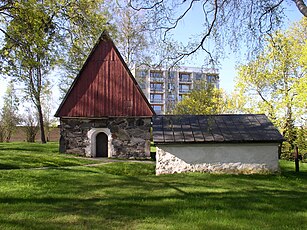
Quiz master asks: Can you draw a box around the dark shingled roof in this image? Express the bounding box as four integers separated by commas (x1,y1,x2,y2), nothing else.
152,114,284,144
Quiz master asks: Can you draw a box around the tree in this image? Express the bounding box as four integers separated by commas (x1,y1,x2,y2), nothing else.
22,108,39,143
223,90,252,114
0,1,113,142
110,1,152,69
128,0,307,65
0,0,58,144
0,81,20,142
58,0,112,96
295,0,307,16
41,87,57,142
172,82,225,115
236,18,307,157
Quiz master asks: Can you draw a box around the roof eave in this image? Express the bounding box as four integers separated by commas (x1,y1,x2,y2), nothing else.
153,140,284,145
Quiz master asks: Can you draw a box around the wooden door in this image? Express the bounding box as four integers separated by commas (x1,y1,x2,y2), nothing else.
96,132,108,157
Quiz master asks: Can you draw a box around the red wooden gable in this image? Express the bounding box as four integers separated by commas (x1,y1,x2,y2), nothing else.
55,32,154,117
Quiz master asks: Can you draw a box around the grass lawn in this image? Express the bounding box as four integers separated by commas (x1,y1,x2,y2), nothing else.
0,143,306,230
0,142,98,169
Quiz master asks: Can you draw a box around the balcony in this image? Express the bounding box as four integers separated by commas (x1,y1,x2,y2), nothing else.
179,89,191,93
179,77,192,83
179,73,192,83
150,77,164,82
150,99,164,104
150,87,164,92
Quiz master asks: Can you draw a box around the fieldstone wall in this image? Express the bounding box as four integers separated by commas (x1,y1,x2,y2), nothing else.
156,147,277,175
59,117,151,159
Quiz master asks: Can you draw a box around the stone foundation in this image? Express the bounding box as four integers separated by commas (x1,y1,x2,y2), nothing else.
59,117,151,159
156,147,278,175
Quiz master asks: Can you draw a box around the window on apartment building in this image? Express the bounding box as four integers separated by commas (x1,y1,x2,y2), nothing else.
179,84,190,93
168,94,175,101
152,105,163,114
150,94,163,103
150,83,163,91
150,71,163,82
207,75,217,83
179,73,191,82
137,70,147,78
195,73,203,81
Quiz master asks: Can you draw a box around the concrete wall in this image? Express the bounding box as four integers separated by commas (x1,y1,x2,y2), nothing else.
59,117,151,159
156,143,280,175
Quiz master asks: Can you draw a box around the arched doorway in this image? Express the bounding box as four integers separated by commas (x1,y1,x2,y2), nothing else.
96,132,108,157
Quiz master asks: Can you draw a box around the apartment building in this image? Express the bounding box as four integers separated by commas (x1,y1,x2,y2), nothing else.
133,66,219,114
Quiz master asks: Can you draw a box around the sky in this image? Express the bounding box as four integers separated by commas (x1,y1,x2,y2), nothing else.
0,1,304,112
169,1,304,93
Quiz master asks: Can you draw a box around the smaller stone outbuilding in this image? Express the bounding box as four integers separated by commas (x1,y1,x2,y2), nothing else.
153,114,284,175
55,32,155,158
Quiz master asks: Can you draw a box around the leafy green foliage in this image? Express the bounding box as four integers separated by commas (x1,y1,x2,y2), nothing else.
0,81,20,142
173,82,225,115
0,0,114,142
235,18,307,159
0,0,60,143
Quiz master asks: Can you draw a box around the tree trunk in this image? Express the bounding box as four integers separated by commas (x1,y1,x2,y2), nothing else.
294,0,307,17
37,103,46,144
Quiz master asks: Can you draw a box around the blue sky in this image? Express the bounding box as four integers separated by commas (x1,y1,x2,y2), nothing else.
168,1,304,93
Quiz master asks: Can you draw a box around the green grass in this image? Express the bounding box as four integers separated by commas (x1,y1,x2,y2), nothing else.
0,142,97,169
0,143,306,230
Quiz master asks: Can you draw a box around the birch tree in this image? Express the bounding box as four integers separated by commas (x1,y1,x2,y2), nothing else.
236,18,307,156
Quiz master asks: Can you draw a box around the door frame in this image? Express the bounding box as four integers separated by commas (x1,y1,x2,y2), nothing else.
86,128,113,157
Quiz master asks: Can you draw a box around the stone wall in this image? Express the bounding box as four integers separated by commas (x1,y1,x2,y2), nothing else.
59,117,151,159
156,146,279,175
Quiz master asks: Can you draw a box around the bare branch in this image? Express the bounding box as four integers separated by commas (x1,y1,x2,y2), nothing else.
162,0,200,41
128,0,164,11
0,1,14,12
171,0,218,66
258,0,284,34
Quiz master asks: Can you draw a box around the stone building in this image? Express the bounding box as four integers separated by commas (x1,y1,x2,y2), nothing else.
55,32,155,158
153,114,284,174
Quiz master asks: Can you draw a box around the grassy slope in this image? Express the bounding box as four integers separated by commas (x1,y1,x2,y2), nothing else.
0,143,306,230
0,142,97,169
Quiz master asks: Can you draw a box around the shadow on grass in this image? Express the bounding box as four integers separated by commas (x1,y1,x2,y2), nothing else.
281,170,307,180
0,183,306,229
0,161,306,229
